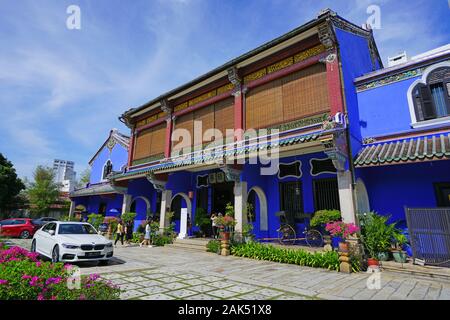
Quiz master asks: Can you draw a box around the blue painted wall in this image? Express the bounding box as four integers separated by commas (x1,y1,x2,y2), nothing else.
90,140,128,184
334,27,381,158
356,160,450,223
357,76,421,138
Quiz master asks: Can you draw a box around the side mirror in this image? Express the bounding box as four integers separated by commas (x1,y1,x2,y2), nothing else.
48,230,55,236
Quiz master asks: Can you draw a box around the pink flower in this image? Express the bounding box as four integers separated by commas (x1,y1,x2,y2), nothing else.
0,279,8,285
51,296,57,300
37,294,45,301
79,294,86,300
88,273,100,281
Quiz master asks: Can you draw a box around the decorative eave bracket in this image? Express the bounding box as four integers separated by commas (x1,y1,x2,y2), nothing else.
146,172,167,192
219,164,241,183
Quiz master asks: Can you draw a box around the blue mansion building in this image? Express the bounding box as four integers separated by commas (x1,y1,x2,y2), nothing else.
68,10,449,259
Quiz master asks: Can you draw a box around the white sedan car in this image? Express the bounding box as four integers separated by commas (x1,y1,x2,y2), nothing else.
31,221,114,265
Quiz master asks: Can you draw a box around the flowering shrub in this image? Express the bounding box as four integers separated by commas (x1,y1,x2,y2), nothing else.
215,215,237,232
325,221,359,240
0,246,120,300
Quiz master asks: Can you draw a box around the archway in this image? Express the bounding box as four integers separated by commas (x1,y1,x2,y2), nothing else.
355,178,370,215
170,192,192,238
130,196,151,221
247,186,268,238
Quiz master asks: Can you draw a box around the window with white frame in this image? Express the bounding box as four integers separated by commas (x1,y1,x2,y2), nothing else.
411,67,450,122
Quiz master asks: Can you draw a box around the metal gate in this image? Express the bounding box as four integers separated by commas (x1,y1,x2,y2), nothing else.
405,207,450,267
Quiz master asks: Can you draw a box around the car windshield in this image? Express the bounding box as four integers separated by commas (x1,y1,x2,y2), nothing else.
58,224,97,235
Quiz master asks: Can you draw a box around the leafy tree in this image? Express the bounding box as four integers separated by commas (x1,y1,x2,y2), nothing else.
26,166,61,217
0,153,25,218
77,167,91,188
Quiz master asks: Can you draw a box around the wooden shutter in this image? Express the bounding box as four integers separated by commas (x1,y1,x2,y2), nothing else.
193,105,215,146
133,128,152,160
214,97,235,142
419,85,436,120
172,112,193,153
245,79,283,129
245,63,329,130
282,64,329,122
150,123,166,156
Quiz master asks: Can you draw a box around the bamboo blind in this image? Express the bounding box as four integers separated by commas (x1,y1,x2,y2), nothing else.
150,123,166,155
172,112,194,153
193,105,215,145
133,124,167,160
133,128,152,160
214,97,235,139
245,63,329,129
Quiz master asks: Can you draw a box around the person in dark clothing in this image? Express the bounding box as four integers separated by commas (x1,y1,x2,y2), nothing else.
125,221,134,245
114,221,124,247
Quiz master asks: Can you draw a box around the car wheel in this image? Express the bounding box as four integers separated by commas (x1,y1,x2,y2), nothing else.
98,260,109,266
51,245,60,263
31,240,36,252
20,230,30,239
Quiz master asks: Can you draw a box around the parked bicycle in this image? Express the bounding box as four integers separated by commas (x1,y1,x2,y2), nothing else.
275,211,323,247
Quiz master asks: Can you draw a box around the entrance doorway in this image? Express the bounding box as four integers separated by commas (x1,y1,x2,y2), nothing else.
212,182,234,215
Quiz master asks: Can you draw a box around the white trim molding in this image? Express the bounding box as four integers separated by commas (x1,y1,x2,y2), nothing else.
407,61,450,128
309,158,337,176
277,160,302,179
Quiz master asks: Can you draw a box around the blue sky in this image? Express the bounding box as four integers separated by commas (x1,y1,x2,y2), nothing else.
0,0,449,180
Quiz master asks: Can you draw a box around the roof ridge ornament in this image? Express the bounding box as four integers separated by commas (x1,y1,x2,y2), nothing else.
317,21,336,51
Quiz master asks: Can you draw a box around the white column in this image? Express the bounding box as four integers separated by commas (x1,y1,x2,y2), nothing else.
121,194,132,215
337,170,357,223
234,181,248,237
177,208,188,239
68,200,75,221
159,189,172,231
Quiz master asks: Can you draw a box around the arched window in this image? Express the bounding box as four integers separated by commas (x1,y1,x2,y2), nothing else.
102,160,113,180
411,66,450,123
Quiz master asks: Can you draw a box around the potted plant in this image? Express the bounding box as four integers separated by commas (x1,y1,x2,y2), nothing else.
310,210,341,247
325,221,359,252
359,212,396,266
391,232,408,263
242,223,255,243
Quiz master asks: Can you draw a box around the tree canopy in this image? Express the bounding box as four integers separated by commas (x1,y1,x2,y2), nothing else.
26,165,61,217
0,153,25,217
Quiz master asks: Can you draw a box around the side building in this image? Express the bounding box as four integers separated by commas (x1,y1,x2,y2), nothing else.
355,44,450,218
69,129,133,221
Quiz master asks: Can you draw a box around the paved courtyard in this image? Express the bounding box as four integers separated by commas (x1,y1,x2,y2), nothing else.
6,239,450,300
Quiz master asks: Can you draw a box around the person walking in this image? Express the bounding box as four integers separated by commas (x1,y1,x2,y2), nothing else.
211,213,218,239
114,220,125,247
140,219,152,248
125,220,133,246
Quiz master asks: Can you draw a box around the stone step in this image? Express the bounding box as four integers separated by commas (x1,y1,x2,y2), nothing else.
173,237,213,246
381,261,450,283
167,242,208,252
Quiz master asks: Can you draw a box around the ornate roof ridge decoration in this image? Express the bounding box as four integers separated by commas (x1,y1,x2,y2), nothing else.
356,67,425,92
355,132,450,167
145,172,167,192
88,129,130,165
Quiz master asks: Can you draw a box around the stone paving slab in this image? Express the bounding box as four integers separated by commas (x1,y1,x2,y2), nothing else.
6,238,450,300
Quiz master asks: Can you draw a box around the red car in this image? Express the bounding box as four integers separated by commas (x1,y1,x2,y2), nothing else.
0,218,38,239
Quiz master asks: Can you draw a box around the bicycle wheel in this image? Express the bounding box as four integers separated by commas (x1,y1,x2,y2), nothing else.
278,224,296,245
305,229,323,247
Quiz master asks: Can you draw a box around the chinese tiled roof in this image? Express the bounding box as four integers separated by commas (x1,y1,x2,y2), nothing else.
355,132,450,167
69,182,126,198
112,131,325,180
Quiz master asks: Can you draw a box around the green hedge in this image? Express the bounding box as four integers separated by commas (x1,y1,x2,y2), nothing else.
206,240,221,254
231,242,341,271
